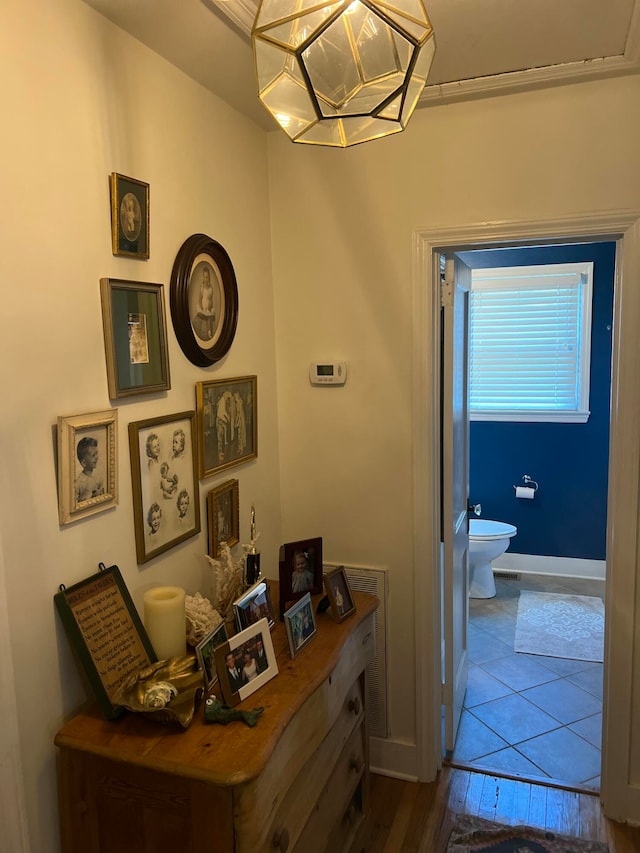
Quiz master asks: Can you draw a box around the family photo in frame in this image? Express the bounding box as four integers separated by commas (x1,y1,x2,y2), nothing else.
57,409,118,525
110,172,149,259
207,478,239,557
195,622,228,692
213,618,277,707
284,593,317,658
196,375,257,478
324,566,356,622
233,580,276,632
128,411,200,564
278,537,323,618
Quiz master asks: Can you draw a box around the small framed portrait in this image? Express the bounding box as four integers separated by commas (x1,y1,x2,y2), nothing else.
284,593,317,658
233,580,276,632
128,411,201,564
278,537,323,619
207,478,239,557
169,233,238,367
196,375,257,478
213,617,278,707
195,622,228,692
324,566,356,623
100,278,171,399
109,173,149,259
57,409,118,525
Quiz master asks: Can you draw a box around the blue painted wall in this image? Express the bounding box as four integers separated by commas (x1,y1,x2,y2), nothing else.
460,242,615,560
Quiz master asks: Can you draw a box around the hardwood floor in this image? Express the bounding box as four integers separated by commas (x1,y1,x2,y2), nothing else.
368,767,640,851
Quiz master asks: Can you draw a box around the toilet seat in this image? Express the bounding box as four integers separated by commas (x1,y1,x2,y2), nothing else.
469,519,517,540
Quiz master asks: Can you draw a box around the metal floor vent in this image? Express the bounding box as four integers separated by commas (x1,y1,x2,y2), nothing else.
494,571,521,580
323,563,389,739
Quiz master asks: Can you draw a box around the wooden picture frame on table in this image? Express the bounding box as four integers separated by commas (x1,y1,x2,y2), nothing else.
110,172,149,259
195,622,229,693
213,618,277,707
57,408,118,525
128,410,200,564
278,537,323,619
323,565,356,623
169,233,238,366
100,278,171,399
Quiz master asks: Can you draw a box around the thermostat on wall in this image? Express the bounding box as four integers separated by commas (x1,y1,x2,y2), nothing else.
309,361,348,385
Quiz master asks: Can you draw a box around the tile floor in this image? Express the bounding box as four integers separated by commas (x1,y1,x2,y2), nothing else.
448,572,605,791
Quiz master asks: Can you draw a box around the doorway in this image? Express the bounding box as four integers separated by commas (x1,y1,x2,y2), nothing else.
446,242,612,790
412,211,640,821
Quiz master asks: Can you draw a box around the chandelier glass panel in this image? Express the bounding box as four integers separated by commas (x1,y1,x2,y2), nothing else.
252,0,436,147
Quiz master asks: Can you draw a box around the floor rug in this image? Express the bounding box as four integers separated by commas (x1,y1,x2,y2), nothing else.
514,591,604,662
446,813,609,852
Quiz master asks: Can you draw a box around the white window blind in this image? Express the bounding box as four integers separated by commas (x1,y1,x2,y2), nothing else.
469,263,593,423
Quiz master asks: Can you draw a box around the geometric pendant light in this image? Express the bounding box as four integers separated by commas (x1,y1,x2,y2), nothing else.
251,0,436,147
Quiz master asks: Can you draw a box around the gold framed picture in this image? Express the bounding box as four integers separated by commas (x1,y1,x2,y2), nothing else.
110,172,150,259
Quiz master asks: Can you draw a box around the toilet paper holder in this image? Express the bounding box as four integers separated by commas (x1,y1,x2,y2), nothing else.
513,474,539,494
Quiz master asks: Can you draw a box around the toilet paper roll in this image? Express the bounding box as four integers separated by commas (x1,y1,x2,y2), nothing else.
515,486,536,499
143,586,186,660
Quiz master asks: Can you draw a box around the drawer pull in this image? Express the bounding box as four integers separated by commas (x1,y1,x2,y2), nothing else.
348,696,361,716
272,826,290,852
350,755,363,774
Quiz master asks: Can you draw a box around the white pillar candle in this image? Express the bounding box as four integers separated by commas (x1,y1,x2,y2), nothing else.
143,586,186,661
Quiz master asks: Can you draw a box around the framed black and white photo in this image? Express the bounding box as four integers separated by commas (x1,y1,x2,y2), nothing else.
57,409,118,525
323,565,356,623
284,593,317,658
195,622,228,692
207,478,239,557
128,411,200,564
169,233,238,366
100,278,171,399
110,172,149,259
233,580,276,632
213,618,277,707
278,536,323,619
196,375,257,478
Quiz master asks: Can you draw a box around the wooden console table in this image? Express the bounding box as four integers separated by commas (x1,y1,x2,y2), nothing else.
55,591,378,853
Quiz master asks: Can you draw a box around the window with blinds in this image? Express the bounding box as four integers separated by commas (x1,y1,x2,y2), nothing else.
469,262,593,423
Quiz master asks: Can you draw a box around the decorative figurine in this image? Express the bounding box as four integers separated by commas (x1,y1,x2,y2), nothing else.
204,696,264,727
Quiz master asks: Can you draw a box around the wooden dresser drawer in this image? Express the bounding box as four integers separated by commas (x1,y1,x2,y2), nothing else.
235,678,364,852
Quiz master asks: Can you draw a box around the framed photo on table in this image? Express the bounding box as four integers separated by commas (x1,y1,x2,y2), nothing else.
169,233,238,367
110,172,149,259
100,278,171,399
284,593,316,658
196,375,257,478
195,622,228,692
214,618,277,707
57,409,118,525
128,411,200,564
233,580,276,632
278,537,323,619
207,478,239,557
323,566,356,623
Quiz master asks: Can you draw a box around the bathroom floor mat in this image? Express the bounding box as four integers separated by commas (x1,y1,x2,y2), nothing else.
514,591,604,662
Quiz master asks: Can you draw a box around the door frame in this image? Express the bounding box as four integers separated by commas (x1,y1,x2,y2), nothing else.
413,210,640,820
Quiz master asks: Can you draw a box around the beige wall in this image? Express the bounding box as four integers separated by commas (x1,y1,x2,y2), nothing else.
0,1,278,850
268,75,640,751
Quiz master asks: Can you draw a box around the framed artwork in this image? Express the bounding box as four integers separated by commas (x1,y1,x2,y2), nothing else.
128,410,201,564
196,375,257,478
278,537,323,619
54,563,156,720
323,566,356,623
100,278,171,399
169,233,238,366
207,478,239,557
109,173,149,259
195,622,228,692
284,593,317,658
57,409,118,525
233,580,276,632
213,617,278,707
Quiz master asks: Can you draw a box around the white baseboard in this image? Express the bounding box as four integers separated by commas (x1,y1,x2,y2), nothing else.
494,552,606,581
369,736,420,782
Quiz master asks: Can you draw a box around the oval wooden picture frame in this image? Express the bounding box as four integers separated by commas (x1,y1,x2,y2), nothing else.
170,233,239,367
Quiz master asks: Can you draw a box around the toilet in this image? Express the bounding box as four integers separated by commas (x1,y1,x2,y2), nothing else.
468,519,517,599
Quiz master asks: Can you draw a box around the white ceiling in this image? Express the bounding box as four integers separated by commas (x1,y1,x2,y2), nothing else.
83,0,640,132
